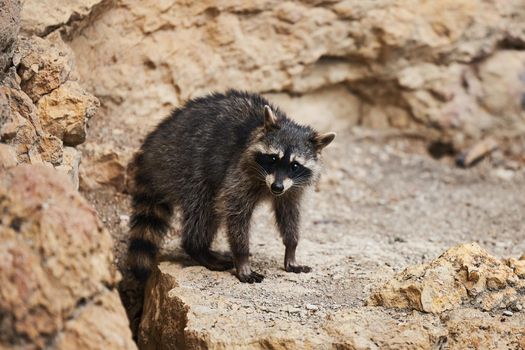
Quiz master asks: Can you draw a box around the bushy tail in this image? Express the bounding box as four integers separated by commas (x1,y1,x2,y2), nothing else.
127,155,173,281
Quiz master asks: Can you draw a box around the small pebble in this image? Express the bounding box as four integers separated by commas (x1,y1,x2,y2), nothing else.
306,304,318,311
503,310,513,317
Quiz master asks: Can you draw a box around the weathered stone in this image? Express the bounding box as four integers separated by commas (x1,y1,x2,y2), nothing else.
17,32,74,102
37,80,99,145
79,142,132,192
41,0,523,156
21,0,107,37
478,51,525,117
506,257,525,279
0,143,17,167
457,137,498,167
55,146,81,189
0,165,136,349
37,133,63,165
0,82,40,159
0,0,21,73
368,243,525,314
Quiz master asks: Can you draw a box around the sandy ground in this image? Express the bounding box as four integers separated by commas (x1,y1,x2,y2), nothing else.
80,106,525,346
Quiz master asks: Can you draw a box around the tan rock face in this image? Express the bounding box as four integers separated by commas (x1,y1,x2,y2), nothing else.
58,0,525,150
0,143,17,167
1,23,99,187
0,165,136,349
21,0,108,37
37,80,99,146
79,141,133,193
368,243,525,313
17,32,74,102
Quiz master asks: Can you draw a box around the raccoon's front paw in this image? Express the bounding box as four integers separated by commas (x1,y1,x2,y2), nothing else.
237,271,265,283
285,265,312,273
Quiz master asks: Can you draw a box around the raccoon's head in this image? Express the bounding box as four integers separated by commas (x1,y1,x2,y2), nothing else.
249,105,335,196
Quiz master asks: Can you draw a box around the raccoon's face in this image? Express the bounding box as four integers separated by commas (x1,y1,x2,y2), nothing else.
250,105,335,196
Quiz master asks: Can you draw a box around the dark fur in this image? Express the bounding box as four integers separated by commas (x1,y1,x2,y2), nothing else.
128,90,334,283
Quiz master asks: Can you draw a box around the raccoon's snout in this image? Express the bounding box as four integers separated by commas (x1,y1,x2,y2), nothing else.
271,182,284,194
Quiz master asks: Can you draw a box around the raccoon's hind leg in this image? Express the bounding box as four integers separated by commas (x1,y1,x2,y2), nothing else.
128,192,173,281
181,201,234,271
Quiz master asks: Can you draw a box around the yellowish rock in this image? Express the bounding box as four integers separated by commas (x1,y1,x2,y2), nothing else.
37,80,99,145
369,243,523,313
0,143,17,168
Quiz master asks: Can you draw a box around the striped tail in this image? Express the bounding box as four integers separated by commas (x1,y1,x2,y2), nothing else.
128,191,173,281
127,154,173,281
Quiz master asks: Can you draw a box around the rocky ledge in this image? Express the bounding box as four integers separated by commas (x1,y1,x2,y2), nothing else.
139,243,525,349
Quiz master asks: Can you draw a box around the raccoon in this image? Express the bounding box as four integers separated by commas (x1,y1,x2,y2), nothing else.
128,90,335,283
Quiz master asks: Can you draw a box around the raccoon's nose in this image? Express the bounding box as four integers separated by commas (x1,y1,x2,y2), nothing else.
271,182,284,194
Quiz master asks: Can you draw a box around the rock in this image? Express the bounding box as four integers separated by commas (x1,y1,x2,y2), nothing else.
17,32,74,102
0,143,17,167
0,0,21,73
265,85,360,131
55,146,81,189
456,137,498,167
55,0,525,152
477,51,525,117
368,243,525,314
37,133,63,165
444,308,525,349
1,28,97,174
37,80,99,145
138,264,331,350
505,257,525,279
79,142,132,192
0,165,136,349
141,259,525,349
21,0,108,37
0,77,40,160
324,309,447,349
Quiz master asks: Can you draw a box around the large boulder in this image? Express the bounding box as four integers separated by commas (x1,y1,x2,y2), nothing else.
0,165,137,349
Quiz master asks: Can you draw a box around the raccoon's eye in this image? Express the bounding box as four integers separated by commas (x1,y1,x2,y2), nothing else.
291,162,300,172
270,155,278,163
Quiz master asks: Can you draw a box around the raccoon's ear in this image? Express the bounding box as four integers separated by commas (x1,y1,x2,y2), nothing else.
263,105,279,131
312,132,336,151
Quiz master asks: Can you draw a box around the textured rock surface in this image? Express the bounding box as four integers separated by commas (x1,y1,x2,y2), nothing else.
0,0,20,74
0,165,136,349
21,0,108,37
368,243,525,313
60,0,525,154
37,80,99,145
17,32,74,102
1,27,98,187
0,143,17,167
79,141,133,192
